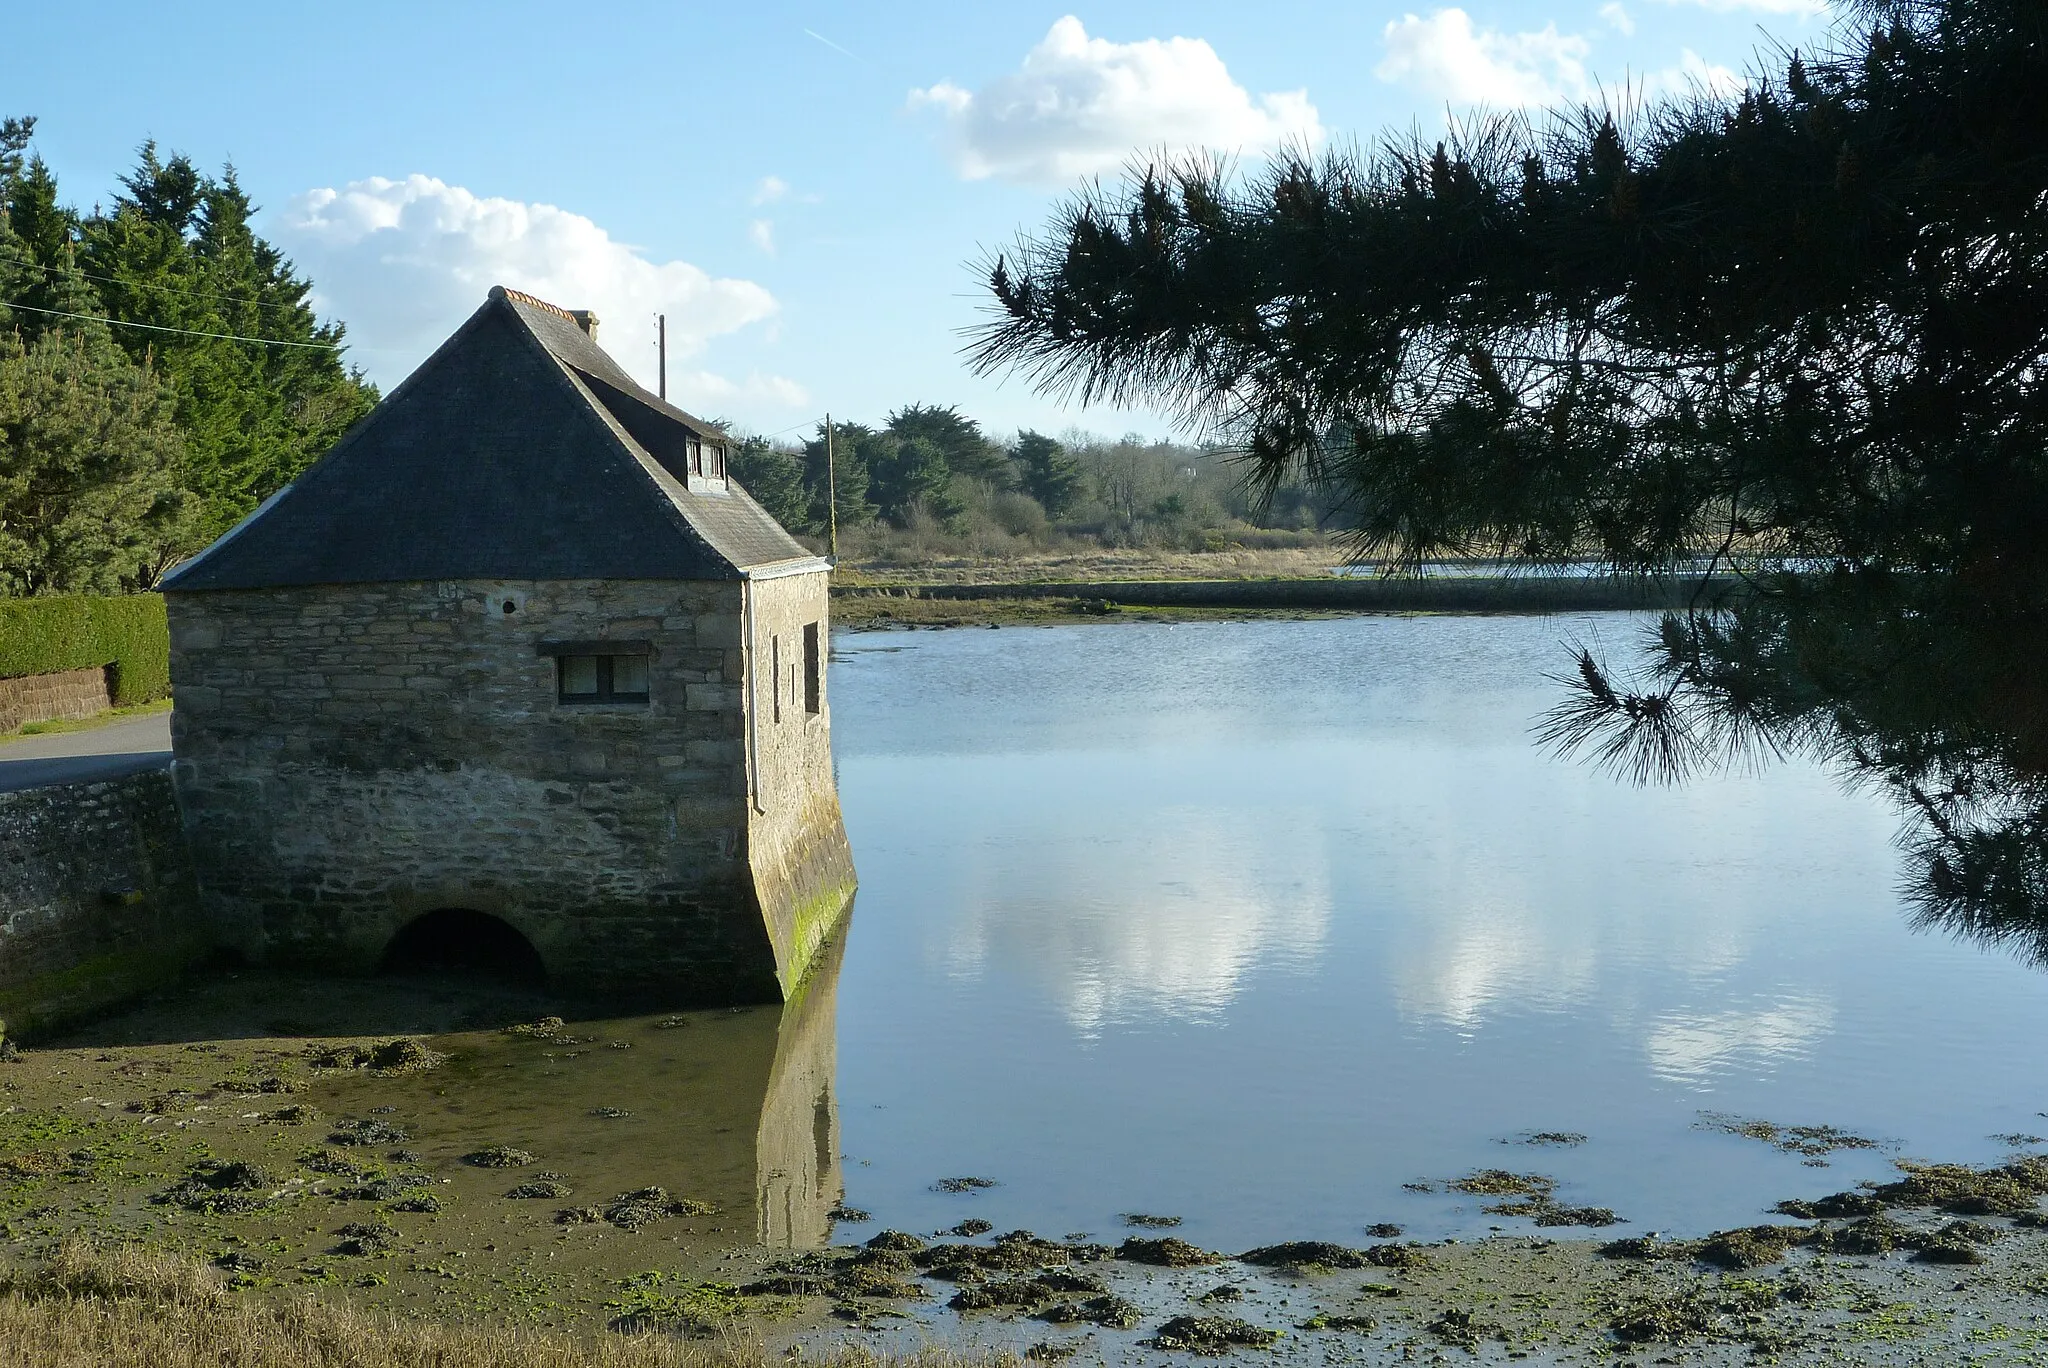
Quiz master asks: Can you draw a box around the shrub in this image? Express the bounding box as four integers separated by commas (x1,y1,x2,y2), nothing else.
0,593,169,705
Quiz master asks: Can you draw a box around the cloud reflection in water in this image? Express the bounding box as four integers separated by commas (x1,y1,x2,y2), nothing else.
943,801,1332,1035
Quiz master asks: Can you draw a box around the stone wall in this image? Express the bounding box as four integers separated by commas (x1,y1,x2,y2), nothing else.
0,767,206,1036
167,575,852,1004
744,571,857,995
0,666,112,733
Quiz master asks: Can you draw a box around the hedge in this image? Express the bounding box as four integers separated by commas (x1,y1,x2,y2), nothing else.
0,594,170,705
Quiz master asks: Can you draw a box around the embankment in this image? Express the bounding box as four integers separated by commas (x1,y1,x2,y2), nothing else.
834,572,1745,619
0,766,207,1037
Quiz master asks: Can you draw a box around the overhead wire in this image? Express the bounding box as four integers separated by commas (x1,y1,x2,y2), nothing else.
0,250,318,319
0,299,342,350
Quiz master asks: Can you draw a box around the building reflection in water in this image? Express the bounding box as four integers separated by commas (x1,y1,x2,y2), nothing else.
753,929,845,1246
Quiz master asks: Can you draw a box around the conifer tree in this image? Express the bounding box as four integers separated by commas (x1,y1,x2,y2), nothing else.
1012,430,1082,517
0,324,187,594
729,435,813,534
81,146,377,537
802,421,875,531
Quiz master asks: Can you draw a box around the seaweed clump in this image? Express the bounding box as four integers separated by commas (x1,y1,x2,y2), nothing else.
306,1040,445,1075
505,1173,573,1199
1148,1316,1280,1354
1696,1226,1815,1271
463,1146,537,1168
1238,1242,1376,1271
1696,1113,1879,1160
1425,1308,1503,1350
152,1160,273,1215
331,1221,400,1256
915,1231,1111,1282
1867,1156,2048,1217
1610,1292,1716,1344
556,1187,718,1232
1446,1170,1619,1226
1118,1237,1224,1267
947,1269,1137,1325
744,1247,928,1302
328,1118,410,1147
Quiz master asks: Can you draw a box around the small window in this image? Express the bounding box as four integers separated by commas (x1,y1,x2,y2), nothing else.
770,635,782,724
558,653,650,705
802,623,821,715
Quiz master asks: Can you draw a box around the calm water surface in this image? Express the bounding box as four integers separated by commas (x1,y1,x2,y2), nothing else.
824,613,2048,1248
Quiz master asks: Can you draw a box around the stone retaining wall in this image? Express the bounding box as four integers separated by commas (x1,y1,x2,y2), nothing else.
0,666,112,733
0,767,206,1037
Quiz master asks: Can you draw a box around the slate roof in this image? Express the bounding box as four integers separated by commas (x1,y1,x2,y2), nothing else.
163,287,822,593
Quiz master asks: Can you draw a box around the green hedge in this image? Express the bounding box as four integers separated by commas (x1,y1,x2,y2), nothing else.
0,594,170,705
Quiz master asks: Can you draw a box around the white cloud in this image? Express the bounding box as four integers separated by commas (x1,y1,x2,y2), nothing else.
748,218,776,255
674,368,810,413
1599,2,1636,35
1375,8,1592,106
1652,0,1826,12
1646,48,1745,100
751,175,789,206
279,174,781,405
909,15,1322,184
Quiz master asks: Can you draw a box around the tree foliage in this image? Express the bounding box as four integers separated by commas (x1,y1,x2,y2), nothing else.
1013,430,1083,517
0,324,187,594
974,0,2048,580
973,0,2048,957
0,123,378,581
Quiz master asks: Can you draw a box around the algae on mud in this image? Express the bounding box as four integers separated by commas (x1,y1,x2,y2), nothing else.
0,952,849,1334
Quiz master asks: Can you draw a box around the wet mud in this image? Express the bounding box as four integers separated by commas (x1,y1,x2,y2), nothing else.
6,972,2048,1363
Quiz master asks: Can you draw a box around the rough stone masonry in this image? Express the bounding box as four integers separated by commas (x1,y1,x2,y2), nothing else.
167,573,854,1004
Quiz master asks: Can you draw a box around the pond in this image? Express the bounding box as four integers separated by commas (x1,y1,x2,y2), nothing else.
823,613,2048,1249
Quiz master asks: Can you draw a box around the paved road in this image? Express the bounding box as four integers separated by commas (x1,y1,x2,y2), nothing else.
0,713,173,793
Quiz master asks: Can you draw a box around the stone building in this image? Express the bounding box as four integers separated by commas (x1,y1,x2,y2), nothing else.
159,287,854,1003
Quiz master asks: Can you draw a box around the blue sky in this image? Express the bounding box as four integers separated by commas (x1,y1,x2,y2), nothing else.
10,0,1830,441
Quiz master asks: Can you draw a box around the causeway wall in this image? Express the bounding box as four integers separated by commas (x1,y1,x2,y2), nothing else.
0,766,205,1036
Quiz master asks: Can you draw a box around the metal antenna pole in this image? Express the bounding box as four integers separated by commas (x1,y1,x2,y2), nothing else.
657,314,667,400
826,413,838,561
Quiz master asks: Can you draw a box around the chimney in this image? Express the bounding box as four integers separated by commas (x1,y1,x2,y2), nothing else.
569,309,599,341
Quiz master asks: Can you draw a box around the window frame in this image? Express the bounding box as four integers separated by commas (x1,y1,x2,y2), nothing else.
540,640,654,707
802,622,821,716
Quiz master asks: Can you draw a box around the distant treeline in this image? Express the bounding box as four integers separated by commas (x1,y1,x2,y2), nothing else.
0,115,376,597
731,406,1343,559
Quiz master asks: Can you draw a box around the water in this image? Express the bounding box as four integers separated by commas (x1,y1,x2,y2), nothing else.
823,613,2048,1250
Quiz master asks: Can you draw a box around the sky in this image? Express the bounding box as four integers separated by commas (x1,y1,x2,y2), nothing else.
8,0,1834,443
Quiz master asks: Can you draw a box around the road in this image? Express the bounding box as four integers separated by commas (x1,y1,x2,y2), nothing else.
0,712,173,793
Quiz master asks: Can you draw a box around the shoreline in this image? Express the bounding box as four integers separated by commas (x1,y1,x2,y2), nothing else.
2,972,2045,1364
830,574,1744,631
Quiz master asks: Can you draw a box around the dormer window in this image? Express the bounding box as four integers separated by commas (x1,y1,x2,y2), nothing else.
687,439,726,484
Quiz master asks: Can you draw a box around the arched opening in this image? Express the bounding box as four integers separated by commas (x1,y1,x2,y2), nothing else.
379,908,547,986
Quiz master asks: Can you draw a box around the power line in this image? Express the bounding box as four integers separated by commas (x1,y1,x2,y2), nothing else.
0,299,341,350
0,250,318,319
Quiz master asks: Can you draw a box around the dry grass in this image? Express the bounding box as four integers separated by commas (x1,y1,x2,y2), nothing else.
0,1242,1001,1368
834,545,1338,587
